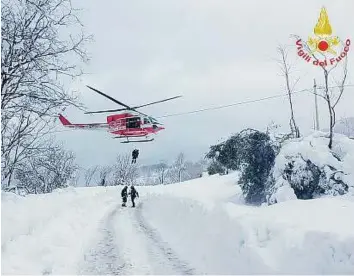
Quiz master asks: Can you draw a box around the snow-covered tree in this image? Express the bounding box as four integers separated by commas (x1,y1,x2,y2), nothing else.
184,160,205,179
168,152,187,183
1,0,90,187
206,129,277,205
111,154,138,186
98,165,112,186
156,161,169,184
84,165,99,187
266,133,352,204
70,169,82,187
207,160,225,175
14,142,78,194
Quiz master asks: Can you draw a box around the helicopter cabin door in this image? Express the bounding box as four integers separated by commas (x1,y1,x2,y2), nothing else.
107,114,126,130
126,116,141,129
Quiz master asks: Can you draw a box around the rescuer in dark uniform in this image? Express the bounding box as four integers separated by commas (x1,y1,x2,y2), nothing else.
121,185,128,207
132,149,139,163
129,185,139,207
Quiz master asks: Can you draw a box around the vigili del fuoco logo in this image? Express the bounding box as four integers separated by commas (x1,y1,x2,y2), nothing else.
295,7,350,67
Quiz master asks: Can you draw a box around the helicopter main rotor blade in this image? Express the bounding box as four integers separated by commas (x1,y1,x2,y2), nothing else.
85,85,180,117
131,95,182,109
85,108,148,116
85,108,149,117
84,108,128,114
86,85,132,109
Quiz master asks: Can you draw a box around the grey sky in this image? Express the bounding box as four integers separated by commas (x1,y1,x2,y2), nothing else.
56,0,354,169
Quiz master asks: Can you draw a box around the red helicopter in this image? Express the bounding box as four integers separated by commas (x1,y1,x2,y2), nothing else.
59,85,181,143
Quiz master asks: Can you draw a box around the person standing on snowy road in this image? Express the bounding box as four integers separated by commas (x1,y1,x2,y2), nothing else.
129,185,139,207
121,185,128,207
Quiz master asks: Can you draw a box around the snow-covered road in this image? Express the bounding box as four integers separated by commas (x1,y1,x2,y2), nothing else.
79,206,124,275
80,202,196,275
2,174,354,274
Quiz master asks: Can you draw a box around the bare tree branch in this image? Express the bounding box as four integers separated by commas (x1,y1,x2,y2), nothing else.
156,161,168,184
168,152,187,183
276,44,300,138
84,165,99,187
292,34,349,149
1,0,91,187
14,140,78,194
332,56,348,109
98,165,112,186
112,154,138,186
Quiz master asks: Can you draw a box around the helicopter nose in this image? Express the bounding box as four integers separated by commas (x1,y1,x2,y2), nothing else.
152,124,164,131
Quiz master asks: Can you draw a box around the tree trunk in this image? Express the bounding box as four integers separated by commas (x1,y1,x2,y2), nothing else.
324,71,333,149
278,46,301,138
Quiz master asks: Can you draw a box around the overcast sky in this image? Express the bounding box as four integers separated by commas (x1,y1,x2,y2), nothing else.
56,0,354,169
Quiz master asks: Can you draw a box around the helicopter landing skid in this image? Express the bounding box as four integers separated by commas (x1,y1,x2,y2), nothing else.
120,138,154,143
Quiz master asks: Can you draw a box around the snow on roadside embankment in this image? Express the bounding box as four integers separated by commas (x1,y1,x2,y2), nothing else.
142,172,244,206
141,174,354,274
1,187,119,275
268,132,354,203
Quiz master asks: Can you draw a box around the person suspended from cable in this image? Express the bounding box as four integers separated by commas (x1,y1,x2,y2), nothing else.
132,149,139,163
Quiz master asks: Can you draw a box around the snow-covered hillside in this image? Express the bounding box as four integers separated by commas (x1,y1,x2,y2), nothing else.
2,173,354,274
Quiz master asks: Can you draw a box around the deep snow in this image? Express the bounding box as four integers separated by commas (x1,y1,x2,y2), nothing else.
2,172,354,274
269,132,354,203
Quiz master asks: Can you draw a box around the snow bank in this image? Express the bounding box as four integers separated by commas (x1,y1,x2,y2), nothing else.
226,196,354,273
1,186,118,275
143,171,244,207
269,132,354,203
140,195,273,274
142,193,354,274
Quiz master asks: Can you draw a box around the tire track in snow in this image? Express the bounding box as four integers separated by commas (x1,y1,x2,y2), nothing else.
134,201,197,275
112,205,160,274
79,206,129,275
81,201,197,275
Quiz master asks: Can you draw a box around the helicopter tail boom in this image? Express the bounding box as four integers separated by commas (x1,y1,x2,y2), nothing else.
59,114,72,126
58,114,109,130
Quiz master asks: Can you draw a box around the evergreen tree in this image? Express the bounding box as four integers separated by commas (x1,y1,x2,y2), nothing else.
207,160,225,175
206,129,277,205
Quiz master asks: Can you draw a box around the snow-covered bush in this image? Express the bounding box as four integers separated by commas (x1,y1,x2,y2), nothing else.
207,160,226,175
236,130,277,205
206,129,277,205
266,132,354,204
15,142,78,194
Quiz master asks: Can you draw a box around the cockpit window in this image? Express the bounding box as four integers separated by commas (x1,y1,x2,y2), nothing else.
149,116,158,124
144,117,150,124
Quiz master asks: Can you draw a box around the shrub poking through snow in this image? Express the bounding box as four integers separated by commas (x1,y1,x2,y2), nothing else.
207,160,226,176
266,132,354,204
206,129,277,205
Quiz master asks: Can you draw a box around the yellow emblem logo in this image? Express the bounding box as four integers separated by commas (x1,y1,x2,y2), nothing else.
295,7,350,67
